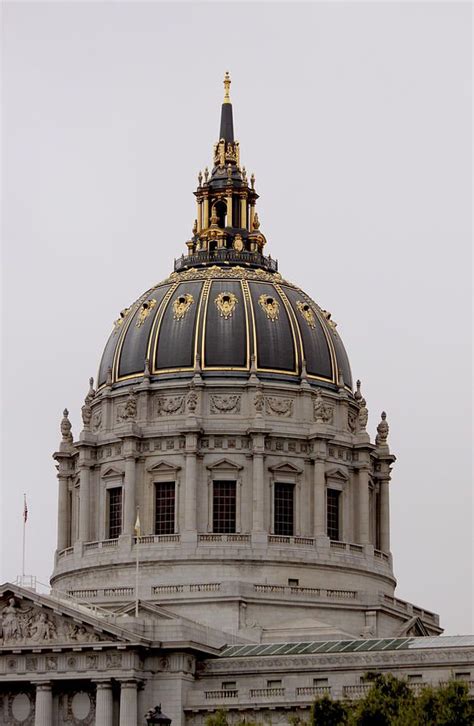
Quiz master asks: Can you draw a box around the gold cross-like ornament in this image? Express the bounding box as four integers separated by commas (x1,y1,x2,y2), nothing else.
296,300,316,329
258,293,280,322
173,293,194,321
215,291,238,320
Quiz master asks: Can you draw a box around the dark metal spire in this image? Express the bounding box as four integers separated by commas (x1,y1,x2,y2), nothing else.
219,71,234,142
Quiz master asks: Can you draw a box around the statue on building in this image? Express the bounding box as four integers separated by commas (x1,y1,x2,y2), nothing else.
376,411,389,446
60,409,73,444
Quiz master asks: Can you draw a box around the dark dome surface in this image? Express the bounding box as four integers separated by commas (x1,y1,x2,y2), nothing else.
98,265,352,391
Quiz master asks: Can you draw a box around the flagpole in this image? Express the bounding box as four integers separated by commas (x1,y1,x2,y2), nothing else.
22,493,27,579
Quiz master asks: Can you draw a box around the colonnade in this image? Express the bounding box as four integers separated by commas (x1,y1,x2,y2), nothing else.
59,436,391,554
32,679,139,726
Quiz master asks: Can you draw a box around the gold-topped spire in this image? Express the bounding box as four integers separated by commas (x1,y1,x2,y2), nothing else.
223,71,231,104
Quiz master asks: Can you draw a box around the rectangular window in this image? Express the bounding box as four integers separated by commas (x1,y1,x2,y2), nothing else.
213,480,236,533
155,482,175,535
267,679,282,688
222,681,237,690
327,489,340,541
108,487,122,539
274,483,294,536
288,578,299,587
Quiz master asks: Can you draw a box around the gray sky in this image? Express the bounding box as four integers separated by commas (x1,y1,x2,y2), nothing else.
1,2,472,635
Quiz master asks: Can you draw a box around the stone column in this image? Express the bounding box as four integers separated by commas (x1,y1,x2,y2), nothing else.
313,457,326,537
123,454,136,536
358,467,370,544
95,681,113,726
379,478,390,552
34,682,52,726
226,193,233,226
203,195,209,229
252,453,265,532
184,450,197,531
119,680,138,726
57,474,69,550
78,465,90,542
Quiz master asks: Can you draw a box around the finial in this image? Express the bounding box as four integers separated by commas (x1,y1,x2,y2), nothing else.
223,71,231,104
252,212,260,230
106,367,112,388
227,163,232,181
60,409,73,444
355,379,362,401
375,411,389,446
204,166,209,183
192,219,198,235
242,166,247,183
250,173,255,190
198,170,203,186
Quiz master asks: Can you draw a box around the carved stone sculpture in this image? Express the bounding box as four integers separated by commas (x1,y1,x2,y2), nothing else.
117,389,137,422
265,397,293,417
210,395,241,414
254,390,264,414
376,411,389,446
358,398,369,429
186,384,198,413
313,389,334,424
156,395,185,416
60,409,73,444
92,409,102,432
348,409,357,433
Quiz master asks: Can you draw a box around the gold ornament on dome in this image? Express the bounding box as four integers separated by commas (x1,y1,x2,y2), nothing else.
172,293,194,321
296,300,316,329
321,309,337,330
233,235,244,252
136,299,157,327
113,307,131,334
215,291,238,320
258,293,280,322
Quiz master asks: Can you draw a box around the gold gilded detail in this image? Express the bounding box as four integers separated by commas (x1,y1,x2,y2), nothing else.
215,291,238,320
136,299,157,328
223,71,231,104
258,293,280,322
296,300,316,329
113,307,131,334
173,293,194,321
321,309,338,330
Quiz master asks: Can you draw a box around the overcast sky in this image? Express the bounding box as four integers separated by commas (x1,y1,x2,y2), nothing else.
1,2,472,635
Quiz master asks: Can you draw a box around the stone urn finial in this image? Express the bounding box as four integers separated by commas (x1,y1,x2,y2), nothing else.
375,411,389,446
60,409,73,444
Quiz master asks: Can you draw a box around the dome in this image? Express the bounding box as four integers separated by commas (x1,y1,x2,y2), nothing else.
97,264,352,391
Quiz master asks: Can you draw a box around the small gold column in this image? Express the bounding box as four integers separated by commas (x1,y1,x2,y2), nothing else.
203,195,209,229
240,195,247,229
249,203,255,231
226,193,233,226
196,199,202,233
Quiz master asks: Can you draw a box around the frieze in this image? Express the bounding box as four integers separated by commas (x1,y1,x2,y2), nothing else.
210,395,241,414
156,395,185,416
116,389,137,422
265,397,293,417
0,597,107,647
162,265,289,286
199,647,474,675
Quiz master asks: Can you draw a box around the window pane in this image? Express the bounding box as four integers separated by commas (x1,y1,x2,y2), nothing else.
108,487,122,539
213,480,236,533
327,489,340,540
155,482,175,535
274,483,294,536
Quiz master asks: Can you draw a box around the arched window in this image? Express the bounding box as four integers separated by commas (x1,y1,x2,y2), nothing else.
214,200,227,228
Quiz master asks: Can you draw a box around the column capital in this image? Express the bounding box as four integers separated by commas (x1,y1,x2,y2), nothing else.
33,681,52,690
93,679,113,689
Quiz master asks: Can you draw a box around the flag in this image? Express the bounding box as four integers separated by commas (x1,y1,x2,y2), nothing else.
23,494,28,523
134,509,141,538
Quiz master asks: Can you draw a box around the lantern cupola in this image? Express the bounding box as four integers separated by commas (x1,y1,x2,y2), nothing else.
178,72,273,273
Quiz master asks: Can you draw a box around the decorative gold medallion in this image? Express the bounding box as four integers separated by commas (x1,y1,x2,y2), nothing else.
113,307,130,334
296,300,316,329
136,299,157,327
258,293,280,322
215,291,238,320
172,293,194,321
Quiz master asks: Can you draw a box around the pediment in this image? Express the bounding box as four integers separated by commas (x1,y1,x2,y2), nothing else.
115,600,179,621
101,466,124,480
397,616,430,637
268,461,303,475
325,467,349,481
206,458,243,471
0,583,147,649
147,460,182,474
